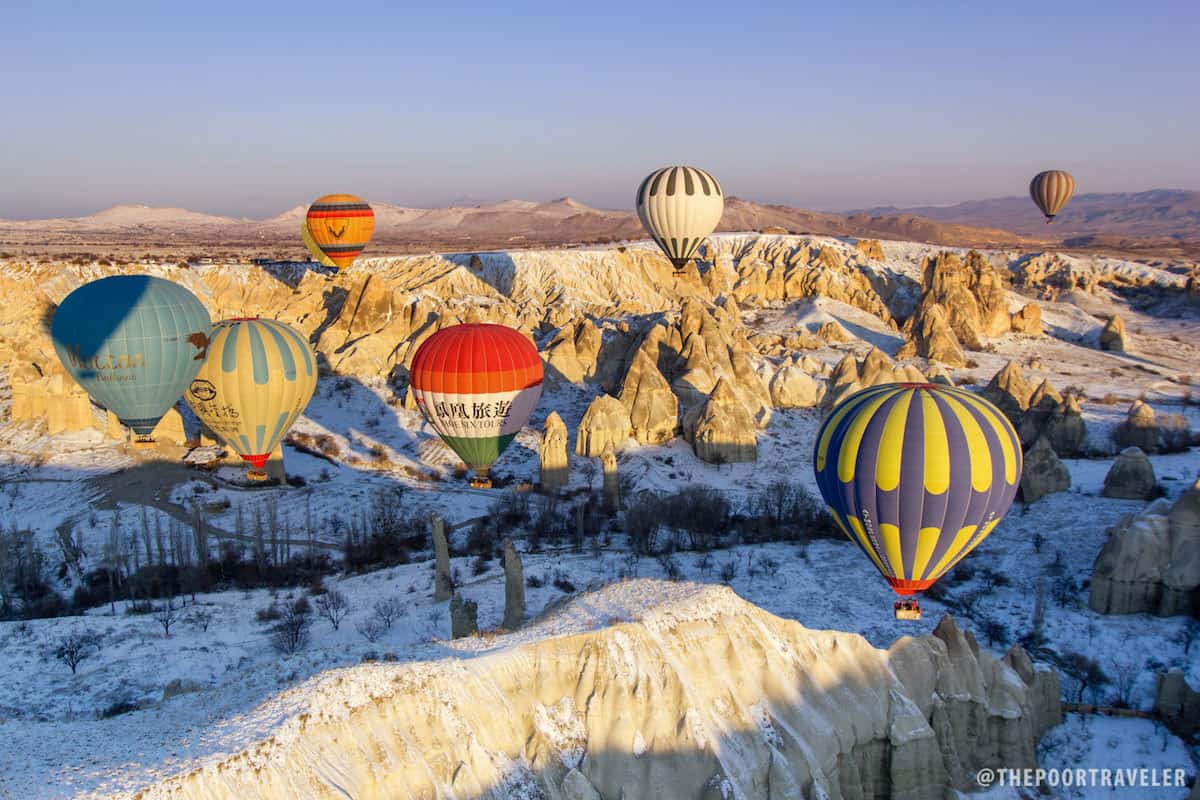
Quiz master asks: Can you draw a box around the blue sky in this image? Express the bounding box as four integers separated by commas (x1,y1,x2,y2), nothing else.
1,0,1197,218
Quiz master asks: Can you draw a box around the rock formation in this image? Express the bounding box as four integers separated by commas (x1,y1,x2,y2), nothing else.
1155,669,1200,737
539,412,569,492
137,583,1060,800
684,378,757,464
601,442,619,512
1019,436,1070,502
1101,447,1157,500
1114,400,1161,453
502,540,525,630
1100,313,1128,352
617,349,678,445
1010,303,1043,336
10,372,95,434
817,320,851,343
768,363,824,408
1090,477,1200,615
982,361,1033,424
911,250,1009,350
855,238,885,260
575,394,632,457
432,516,452,602
898,302,966,367
449,594,478,639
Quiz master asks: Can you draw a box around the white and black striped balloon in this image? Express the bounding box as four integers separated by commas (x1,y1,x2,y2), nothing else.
635,166,724,268
1029,170,1075,223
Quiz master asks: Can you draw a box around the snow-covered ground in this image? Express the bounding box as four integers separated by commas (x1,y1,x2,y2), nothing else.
0,240,1197,798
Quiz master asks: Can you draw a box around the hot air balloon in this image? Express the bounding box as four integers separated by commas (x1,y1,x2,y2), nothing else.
305,193,375,270
812,383,1022,620
51,275,211,444
301,219,337,268
635,166,724,274
409,323,543,488
184,318,316,481
1029,170,1075,223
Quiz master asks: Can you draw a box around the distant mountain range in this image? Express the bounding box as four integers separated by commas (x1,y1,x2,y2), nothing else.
1,191,1195,259
851,189,1200,241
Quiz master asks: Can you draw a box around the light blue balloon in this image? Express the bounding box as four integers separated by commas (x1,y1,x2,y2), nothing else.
51,276,211,435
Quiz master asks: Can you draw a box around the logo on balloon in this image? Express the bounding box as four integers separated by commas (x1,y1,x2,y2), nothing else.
189,379,217,402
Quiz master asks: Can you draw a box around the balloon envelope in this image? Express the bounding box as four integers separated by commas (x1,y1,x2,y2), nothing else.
635,166,724,269
812,383,1021,595
1029,170,1075,222
51,275,211,435
301,219,337,268
409,323,543,473
185,318,317,469
305,194,374,270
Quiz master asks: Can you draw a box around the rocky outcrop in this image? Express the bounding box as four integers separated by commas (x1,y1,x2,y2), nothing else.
1018,382,1085,457
1010,303,1043,336
617,349,678,445
432,516,452,602
983,361,1033,425
502,540,525,630
539,412,569,491
817,320,852,343
1101,447,1157,500
575,394,632,457
450,594,478,638
912,250,1009,350
898,302,966,367
1114,400,1161,453
855,238,885,260
683,378,757,464
10,372,95,434
1090,477,1200,615
1100,313,1128,352
768,363,824,408
1020,436,1070,502
137,583,1059,800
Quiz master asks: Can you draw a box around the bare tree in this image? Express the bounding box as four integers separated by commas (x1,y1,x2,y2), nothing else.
188,607,214,633
1108,657,1140,708
1061,652,1109,703
271,601,312,655
316,589,351,631
51,630,102,674
154,598,180,637
356,617,384,643
372,597,403,630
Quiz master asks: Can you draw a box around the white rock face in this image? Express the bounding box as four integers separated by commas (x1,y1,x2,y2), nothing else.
575,394,632,457
134,583,1056,800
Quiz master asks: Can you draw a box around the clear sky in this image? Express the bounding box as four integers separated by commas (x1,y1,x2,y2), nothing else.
2,0,1197,218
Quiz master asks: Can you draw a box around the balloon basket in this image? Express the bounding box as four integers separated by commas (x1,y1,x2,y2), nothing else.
245,469,269,482
131,436,156,450
894,600,922,621
469,476,493,489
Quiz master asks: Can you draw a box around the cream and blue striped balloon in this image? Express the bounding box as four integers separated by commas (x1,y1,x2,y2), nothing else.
185,318,316,471
813,383,1022,596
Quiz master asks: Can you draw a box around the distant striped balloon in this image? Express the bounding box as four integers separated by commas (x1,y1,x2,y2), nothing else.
300,219,337,268
1029,170,1075,223
813,383,1021,596
185,318,316,476
305,193,375,270
635,166,724,270
51,276,211,436
409,324,543,478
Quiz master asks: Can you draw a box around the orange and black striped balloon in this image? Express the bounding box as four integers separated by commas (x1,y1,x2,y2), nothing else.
305,194,375,270
1029,170,1075,223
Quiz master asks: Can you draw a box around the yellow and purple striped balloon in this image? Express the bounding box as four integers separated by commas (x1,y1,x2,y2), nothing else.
813,383,1022,596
